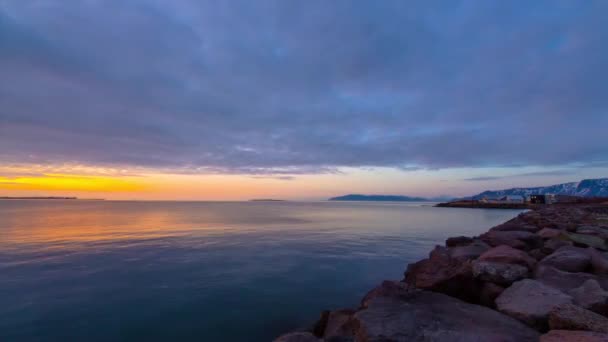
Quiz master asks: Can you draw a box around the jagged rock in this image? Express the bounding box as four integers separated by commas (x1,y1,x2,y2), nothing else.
495,279,573,329
323,309,355,339
589,248,608,275
535,265,599,292
560,232,608,251
472,261,529,285
404,246,480,302
548,303,608,333
569,279,608,316
477,245,537,269
353,290,539,341
446,236,473,247
479,230,542,250
540,330,608,342
360,280,413,308
538,228,563,239
543,238,574,253
479,282,505,308
539,246,592,272
274,332,319,342
448,239,490,260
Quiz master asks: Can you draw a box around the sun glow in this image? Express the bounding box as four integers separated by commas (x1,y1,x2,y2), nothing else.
0,174,147,192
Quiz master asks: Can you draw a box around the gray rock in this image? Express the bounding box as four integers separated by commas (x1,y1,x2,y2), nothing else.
323,309,355,339
353,290,539,341
569,279,608,316
534,265,599,292
539,246,592,273
548,303,608,333
473,260,529,285
480,230,542,250
589,248,608,275
479,282,505,308
274,332,319,342
477,244,537,269
495,279,573,329
540,330,608,342
448,240,490,260
543,239,573,254
538,228,563,239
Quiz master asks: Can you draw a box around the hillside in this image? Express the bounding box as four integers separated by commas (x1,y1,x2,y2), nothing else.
472,178,608,199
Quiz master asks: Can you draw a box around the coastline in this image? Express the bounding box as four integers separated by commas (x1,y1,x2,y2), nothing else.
275,202,608,341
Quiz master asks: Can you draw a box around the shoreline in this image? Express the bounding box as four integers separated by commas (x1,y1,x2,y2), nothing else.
275,203,608,341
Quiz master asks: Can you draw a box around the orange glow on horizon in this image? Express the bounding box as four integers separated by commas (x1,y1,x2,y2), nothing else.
0,173,147,192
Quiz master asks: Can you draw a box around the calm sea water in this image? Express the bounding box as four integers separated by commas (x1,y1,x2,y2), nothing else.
0,200,523,341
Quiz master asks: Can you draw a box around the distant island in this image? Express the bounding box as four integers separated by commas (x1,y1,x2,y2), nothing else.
0,196,78,200
329,194,439,202
470,177,608,199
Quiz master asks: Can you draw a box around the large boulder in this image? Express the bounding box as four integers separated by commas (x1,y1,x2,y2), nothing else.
472,261,529,285
539,246,592,273
540,330,608,342
323,309,356,339
404,246,480,302
560,232,608,251
448,239,491,260
495,279,573,330
352,290,539,341
543,238,574,254
534,265,599,292
274,332,319,342
538,228,563,239
445,236,473,247
589,248,608,275
360,280,413,308
548,303,608,333
477,245,537,269
479,282,505,308
569,279,608,316
480,230,542,250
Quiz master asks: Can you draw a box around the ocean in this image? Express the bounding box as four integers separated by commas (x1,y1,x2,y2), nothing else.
0,200,523,341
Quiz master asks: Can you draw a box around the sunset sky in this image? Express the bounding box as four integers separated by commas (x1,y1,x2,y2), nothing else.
1,1,607,200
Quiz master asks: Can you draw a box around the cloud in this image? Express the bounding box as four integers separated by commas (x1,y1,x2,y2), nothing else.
464,169,579,181
1,1,607,175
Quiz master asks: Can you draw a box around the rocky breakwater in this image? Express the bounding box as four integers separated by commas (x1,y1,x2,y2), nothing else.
274,204,608,342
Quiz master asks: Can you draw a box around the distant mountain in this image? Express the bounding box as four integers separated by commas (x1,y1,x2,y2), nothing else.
329,194,430,202
471,178,608,199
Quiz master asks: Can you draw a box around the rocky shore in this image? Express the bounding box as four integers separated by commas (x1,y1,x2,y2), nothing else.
274,203,608,341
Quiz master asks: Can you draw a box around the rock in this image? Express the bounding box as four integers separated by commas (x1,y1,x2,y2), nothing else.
446,236,473,247
404,246,480,302
577,226,608,239
540,330,608,342
538,228,563,239
360,280,413,308
539,246,592,272
353,290,539,341
479,282,505,308
560,232,608,251
492,223,542,233
473,261,529,285
448,239,490,260
495,279,573,329
274,332,319,342
569,279,608,316
535,265,599,292
477,244,537,269
530,248,549,261
589,248,608,275
543,238,574,253
311,310,329,337
323,309,355,339
480,230,542,250
548,303,608,333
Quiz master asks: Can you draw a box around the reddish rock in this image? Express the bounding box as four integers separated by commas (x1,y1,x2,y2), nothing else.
539,246,592,273
472,260,529,285
353,290,539,341
323,309,355,339
543,238,574,254
480,230,542,250
589,248,608,275
477,244,537,269
495,279,573,330
569,279,608,316
540,330,608,342
360,280,413,308
548,303,608,333
534,265,599,292
538,228,563,239
404,246,480,302
274,332,319,342
445,236,473,247
448,239,490,260
479,282,505,308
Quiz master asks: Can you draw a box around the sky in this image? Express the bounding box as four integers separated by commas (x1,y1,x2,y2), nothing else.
1,0,607,200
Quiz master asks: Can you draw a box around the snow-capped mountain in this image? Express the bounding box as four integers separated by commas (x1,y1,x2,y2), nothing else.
471,178,608,199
